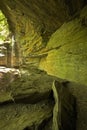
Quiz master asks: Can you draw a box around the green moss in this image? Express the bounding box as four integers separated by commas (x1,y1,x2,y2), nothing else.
0,100,52,130
0,68,55,103
0,92,13,103
39,6,87,85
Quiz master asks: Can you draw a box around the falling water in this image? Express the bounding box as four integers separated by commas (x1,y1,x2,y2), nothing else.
11,35,15,68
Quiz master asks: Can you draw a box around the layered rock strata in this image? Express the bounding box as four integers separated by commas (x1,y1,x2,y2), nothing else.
0,67,76,130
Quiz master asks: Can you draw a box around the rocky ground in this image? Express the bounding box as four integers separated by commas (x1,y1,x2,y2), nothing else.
0,65,87,130
0,66,87,130
67,82,87,130
0,66,76,130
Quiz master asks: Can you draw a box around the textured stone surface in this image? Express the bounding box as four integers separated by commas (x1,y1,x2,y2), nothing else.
39,6,87,86
0,1,86,85
0,1,87,130
0,68,54,103
52,80,76,130
0,0,86,62
0,100,53,130
0,67,76,130
66,82,87,130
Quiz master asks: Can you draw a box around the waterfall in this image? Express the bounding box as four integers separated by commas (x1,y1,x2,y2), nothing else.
11,35,15,68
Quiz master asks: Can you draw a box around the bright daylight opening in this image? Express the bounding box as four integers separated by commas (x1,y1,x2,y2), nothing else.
0,10,19,74
0,10,10,66
0,10,9,44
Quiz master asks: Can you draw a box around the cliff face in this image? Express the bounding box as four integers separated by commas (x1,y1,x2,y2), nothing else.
0,0,86,65
39,6,87,85
0,1,87,130
0,0,86,81
0,0,87,85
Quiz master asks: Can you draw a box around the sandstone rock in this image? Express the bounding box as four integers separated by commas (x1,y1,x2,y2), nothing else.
0,1,86,130
39,6,87,86
52,80,76,130
0,67,55,103
0,67,77,130
0,100,53,130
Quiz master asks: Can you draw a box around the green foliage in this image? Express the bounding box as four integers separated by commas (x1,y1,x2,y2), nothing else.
0,10,9,42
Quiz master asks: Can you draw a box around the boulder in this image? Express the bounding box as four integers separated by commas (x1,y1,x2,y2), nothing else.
52,80,76,130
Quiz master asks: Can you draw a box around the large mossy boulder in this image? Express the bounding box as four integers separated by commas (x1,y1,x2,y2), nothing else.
0,67,76,130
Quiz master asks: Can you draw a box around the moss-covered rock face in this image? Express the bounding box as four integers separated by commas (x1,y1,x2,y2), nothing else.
0,0,86,64
0,1,87,130
0,66,76,130
0,100,53,130
39,6,87,86
0,0,86,85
